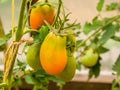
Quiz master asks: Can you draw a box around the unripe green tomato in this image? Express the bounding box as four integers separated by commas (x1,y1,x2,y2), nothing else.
55,51,76,82
26,42,42,70
80,48,98,67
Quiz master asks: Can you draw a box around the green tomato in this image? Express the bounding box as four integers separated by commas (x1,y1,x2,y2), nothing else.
26,42,42,70
80,48,98,67
55,51,76,82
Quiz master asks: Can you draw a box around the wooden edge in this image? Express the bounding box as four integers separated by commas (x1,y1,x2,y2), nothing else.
72,70,115,84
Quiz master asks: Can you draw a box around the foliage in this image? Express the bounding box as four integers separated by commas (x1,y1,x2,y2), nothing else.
0,0,120,90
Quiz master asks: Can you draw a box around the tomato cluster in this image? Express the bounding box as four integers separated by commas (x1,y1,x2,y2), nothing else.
27,0,76,82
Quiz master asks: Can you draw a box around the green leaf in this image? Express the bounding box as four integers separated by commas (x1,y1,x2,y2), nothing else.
88,59,101,79
38,26,49,42
112,55,120,76
33,26,49,43
96,46,109,54
49,76,65,85
112,36,120,42
0,31,12,46
17,60,26,70
0,30,11,51
112,79,120,90
106,2,119,11
25,74,34,84
13,76,22,87
0,71,3,78
83,17,102,35
76,61,81,71
96,0,104,12
98,24,116,45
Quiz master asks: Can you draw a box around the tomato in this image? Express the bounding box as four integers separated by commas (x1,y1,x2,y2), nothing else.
55,50,76,82
80,48,98,67
26,42,42,70
40,32,67,75
30,2,55,29
66,30,76,53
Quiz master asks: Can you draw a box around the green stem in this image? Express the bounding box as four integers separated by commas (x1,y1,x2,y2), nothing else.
16,0,27,41
52,0,62,27
76,15,120,50
3,0,27,90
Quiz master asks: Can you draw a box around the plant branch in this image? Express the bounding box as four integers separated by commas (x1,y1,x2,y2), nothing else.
52,0,62,27
76,15,120,50
16,0,27,41
3,0,27,90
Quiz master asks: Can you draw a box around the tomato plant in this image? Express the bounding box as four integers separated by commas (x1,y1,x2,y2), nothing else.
0,0,120,90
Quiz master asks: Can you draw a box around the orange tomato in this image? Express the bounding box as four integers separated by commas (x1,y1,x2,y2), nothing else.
40,32,67,75
30,3,55,29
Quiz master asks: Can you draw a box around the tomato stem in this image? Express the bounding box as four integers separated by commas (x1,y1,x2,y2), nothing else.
76,15,120,50
3,0,27,90
15,0,27,41
52,0,62,27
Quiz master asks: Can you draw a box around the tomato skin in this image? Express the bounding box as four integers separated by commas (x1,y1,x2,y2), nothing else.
30,3,55,29
26,42,42,70
55,52,76,82
80,48,98,67
40,32,67,75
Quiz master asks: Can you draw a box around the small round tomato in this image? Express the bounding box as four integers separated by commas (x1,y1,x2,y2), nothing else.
30,2,55,29
80,48,98,67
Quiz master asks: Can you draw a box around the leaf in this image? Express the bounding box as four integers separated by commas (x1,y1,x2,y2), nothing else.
76,61,81,71
98,24,116,45
96,46,109,54
112,36,120,42
112,55,120,76
112,79,120,90
49,76,65,85
0,31,12,46
83,17,102,35
0,71,3,78
17,60,26,70
33,26,49,43
88,59,101,79
38,26,49,42
13,76,22,87
25,74,34,84
106,2,119,11
96,0,104,12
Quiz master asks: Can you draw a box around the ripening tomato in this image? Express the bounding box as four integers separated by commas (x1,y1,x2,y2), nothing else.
30,3,55,29
40,32,67,75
